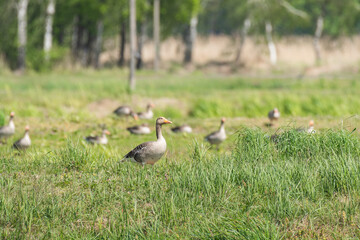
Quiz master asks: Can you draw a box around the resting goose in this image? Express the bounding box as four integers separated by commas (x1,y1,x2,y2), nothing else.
307,120,315,133
13,126,31,150
268,108,280,124
127,123,151,135
138,103,154,119
84,129,110,145
205,118,226,148
113,106,138,120
0,112,15,143
121,117,172,165
171,124,192,133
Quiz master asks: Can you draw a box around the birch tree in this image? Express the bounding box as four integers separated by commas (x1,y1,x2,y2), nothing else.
153,0,160,70
44,0,55,61
17,0,29,72
129,0,136,90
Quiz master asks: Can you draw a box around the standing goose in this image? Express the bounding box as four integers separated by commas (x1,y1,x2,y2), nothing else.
84,129,110,145
307,120,315,133
137,103,154,119
121,117,172,165
268,108,280,125
127,123,151,135
13,126,31,150
0,112,15,143
113,106,138,120
205,118,226,148
171,124,192,133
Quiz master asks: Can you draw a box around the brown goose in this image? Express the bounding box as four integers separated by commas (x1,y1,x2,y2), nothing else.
113,106,138,120
137,103,154,119
0,112,15,143
205,118,226,147
268,108,280,124
84,129,110,145
13,126,31,150
127,123,151,135
121,117,172,165
171,124,192,133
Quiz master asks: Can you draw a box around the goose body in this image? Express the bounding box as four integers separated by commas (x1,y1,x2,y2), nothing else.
138,104,154,119
127,124,151,135
85,129,110,145
13,126,31,150
268,108,280,122
0,112,15,141
171,124,192,133
113,106,138,119
205,118,226,146
122,117,172,165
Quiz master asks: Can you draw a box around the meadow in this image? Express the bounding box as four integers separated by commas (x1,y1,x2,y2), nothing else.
1,69,360,239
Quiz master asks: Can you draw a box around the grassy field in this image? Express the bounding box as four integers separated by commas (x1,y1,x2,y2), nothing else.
1,70,360,239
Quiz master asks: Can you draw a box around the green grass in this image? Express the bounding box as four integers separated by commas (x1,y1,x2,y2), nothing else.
0,70,360,238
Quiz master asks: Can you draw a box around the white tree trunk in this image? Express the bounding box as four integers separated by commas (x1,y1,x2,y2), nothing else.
94,20,103,69
184,16,198,63
17,0,29,72
153,0,160,71
235,18,251,63
44,0,55,61
129,0,137,90
265,21,277,65
313,16,323,63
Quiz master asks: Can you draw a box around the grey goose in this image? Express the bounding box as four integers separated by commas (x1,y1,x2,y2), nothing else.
171,124,192,133
127,123,151,135
205,118,226,148
268,108,280,124
13,126,31,150
113,105,138,120
137,103,154,119
0,112,15,143
121,117,172,165
85,129,110,145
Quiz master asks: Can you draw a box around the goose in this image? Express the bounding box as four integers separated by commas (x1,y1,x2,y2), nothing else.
268,108,280,125
0,112,15,143
138,103,154,119
127,123,151,135
171,124,192,133
13,126,31,150
307,120,315,133
121,117,172,165
84,129,110,145
113,106,138,120
205,118,226,148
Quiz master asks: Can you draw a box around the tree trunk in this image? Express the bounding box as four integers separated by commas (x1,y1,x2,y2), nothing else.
94,20,103,69
136,22,146,70
71,15,79,61
183,16,197,64
313,16,323,63
44,0,55,62
235,18,251,63
153,0,160,70
129,0,137,90
17,0,29,72
81,29,89,67
118,20,126,67
265,21,277,65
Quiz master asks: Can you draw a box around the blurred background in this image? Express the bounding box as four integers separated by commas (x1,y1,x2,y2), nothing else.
0,0,359,75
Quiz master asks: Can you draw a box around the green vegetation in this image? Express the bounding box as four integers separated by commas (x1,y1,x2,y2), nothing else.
1,71,360,238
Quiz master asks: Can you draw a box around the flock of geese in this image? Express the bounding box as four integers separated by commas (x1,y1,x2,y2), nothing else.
0,105,315,166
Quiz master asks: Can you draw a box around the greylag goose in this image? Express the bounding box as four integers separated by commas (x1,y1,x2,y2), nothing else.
113,106,138,120
268,108,280,125
13,126,31,150
205,118,226,148
137,103,154,119
171,124,192,133
296,120,315,134
84,129,110,145
0,112,15,143
127,123,151,135
121,117,172,165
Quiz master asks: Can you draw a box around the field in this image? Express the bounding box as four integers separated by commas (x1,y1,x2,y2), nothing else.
1,70,360,239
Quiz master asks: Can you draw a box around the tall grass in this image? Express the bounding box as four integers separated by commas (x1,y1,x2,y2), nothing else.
1,129,360,238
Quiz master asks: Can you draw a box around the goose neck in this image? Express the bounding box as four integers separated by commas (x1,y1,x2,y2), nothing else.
156,123,163,140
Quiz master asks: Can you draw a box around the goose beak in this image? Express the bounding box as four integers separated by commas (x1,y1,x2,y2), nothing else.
164,119,172,124
133,114,139,121
10,112,15,117
105,130,111,135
